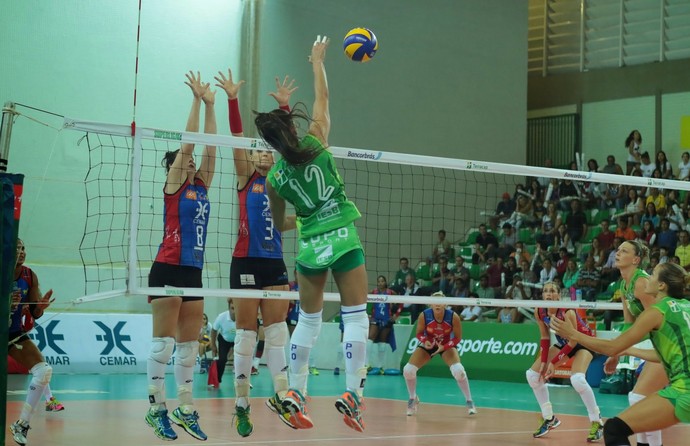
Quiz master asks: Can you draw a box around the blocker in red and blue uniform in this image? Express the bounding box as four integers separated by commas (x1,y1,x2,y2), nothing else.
155,178,210,269
234,171,283,259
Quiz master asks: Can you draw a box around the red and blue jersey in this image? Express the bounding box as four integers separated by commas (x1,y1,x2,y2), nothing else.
370,289,400,323
233,172,283,259
9,266,33,333
537,307,593,347
155,178,210,269
422,308,455,346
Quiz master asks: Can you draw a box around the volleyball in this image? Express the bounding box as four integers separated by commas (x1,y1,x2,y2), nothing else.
343,27,378,62
200,334,210,345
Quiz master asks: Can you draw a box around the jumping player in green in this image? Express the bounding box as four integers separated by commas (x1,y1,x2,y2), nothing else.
255,35,370,433
552,261,690,445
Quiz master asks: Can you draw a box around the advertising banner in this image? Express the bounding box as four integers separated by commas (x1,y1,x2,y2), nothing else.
24,312,199,374
400,322,540,383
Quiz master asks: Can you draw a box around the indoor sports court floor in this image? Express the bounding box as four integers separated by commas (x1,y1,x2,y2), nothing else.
6,370,688,445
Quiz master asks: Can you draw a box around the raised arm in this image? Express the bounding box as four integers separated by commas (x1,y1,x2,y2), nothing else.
196,87,217,187
269,75,298,110
214,69,253,185
308,35,331,146
166,71,208,193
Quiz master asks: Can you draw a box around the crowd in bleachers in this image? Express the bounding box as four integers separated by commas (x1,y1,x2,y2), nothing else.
381,132,690,326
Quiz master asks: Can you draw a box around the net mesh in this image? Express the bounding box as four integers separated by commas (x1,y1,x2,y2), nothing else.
71,118,690,311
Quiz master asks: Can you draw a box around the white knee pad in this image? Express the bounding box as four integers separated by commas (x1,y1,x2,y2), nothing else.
526,368,541,387
291,311,322,348
264,322,288,348
403,363,418,379
30,362,52,385
450,362,467,381
175,341,198,367
234,329,257,357
149,336,175,365
342,307,368,344
628,391,645,406
570,373,590,393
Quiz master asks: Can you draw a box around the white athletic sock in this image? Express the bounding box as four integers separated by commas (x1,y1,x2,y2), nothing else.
570,373,600,422
526,369,552,418
342,304,368,397
44,384,53,402
377,343,387,369
289,310,322,394
450,363,473,402
21,363,51,422
629,392,647,445
403,363,418,399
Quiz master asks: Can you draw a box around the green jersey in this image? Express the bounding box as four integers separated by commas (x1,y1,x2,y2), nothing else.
650,297,690,389
620,268,648,318
267,135,361,238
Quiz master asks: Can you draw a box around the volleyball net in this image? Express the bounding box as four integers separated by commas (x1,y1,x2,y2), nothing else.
62,117,690,312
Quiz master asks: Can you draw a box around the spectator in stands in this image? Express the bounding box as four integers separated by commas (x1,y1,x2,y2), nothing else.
505,274,532,300
527,178,543,203
391,257,413,293
656,150,673,179
646,253,660,275
640,202,660,229
562,259,579,290
554,224,575,255
639,152,655,177
558,179,580,211
597,220,615,254
539,258,557,285
678,151,690,181
538,202,561,247
450,277,469,298
586,237,606,269
555,247,570,278
675,230,690,270
416,256,435,287
600,181,626,212
401,272,423,324
451,255,470,284
657,219,678,255
646,188,667,216
506,194,534,230
498,223,518,259
512,241,531,265
658,246,670,264
544,178,560,203
529,242,551,276
520,259,538,285
670,255,681,265
665,191,684,230
497,297,521,323
601,237,624,283
638,220,657,248
615,217,637,241
537,159,553,188
622,187,644,226
625,130,642,174
472,223,498,264
565,199,588,244
601,155,624,175
460,292,484,322
504,256,520,284
490,192,516,231
431,256,453,294
432,229,452,262
577,256,602,302
476,274,496,300
486,257,507,295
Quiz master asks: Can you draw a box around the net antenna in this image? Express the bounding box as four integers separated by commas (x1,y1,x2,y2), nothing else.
64,117,689,312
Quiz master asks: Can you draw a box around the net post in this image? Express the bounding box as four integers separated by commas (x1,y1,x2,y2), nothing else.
127,128,144,295
1,102,17,173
